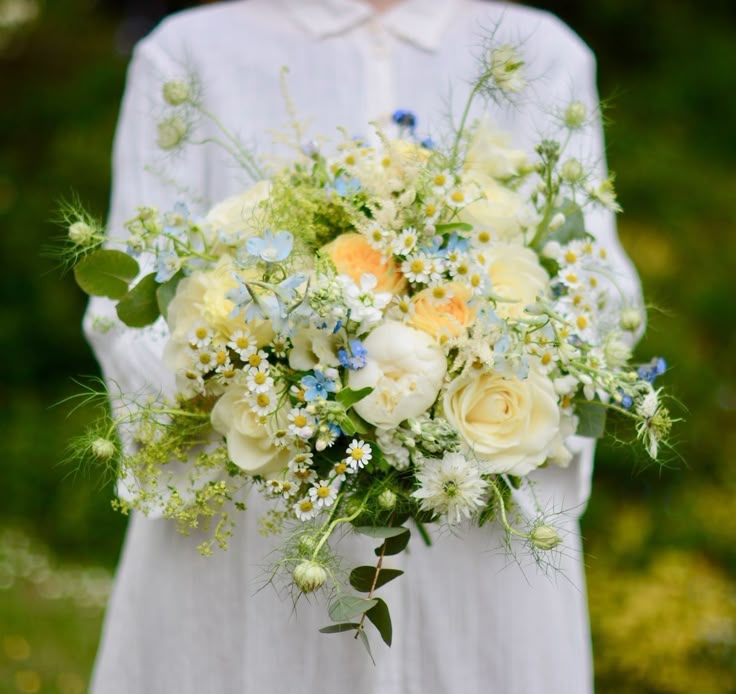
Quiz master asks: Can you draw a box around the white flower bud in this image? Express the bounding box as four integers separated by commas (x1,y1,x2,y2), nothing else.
560,158,585,184
91,438,115,461
530,525,562,551
548,212,566,231
620,307,643,333
604,334,632,368
377,489,397,511
563,100,588,129
293,560,327,593
162,80,191,106
156,115,188,150
68,221,94,246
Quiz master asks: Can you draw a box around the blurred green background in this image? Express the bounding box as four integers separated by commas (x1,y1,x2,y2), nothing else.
1,0,734,691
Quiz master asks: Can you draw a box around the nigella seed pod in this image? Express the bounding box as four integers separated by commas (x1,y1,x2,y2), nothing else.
91,438,116,461
156,116,188,150
162,80,191,106
293,560,327,593
620,307,643,333
296,534,320,557
377,489,397,511
530,525,562,551
563,100,587,129
68,221,94,246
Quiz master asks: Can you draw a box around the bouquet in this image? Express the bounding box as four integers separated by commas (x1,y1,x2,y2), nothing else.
59,42,673,655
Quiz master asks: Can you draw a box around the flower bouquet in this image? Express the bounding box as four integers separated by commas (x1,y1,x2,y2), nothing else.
59,43,673,654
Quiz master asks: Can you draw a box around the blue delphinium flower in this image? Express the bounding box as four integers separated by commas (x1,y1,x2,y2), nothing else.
301,370,337,401
338,340,368,370
445,233,470,254
226,273,253,318
154,250,181,283
637,357,667,383
246,230,293,263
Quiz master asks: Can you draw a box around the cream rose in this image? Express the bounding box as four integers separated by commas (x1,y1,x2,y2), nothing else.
443,367,561,476
206,181,271,245
464,119,527,180
483,242,550,319
348,322,447,428
289,328,340,371
459,173,528,241
210,384,290,475
163,257,274,374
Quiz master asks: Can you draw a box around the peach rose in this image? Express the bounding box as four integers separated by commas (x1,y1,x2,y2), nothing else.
409,283,476,341
321,233,407,295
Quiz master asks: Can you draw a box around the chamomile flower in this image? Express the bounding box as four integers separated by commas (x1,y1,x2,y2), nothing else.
288,407,316,439
308,480,338,509
401,253,433,283
193,346,217,373
288,450,314,470
331,460,352,481
189,324,213,350
431,170,452,195
227,329,257,359
446,187,469,209
344,439,372,470
391,226,419,256
271,334,289,359
290,464,317,486
472,228,494,248
365,223,389,251
412,452,487,524
293,497,319,521
422,199,441,224
246,365,274,394
389,293,416,321
250,390,277,416
244,349,269,371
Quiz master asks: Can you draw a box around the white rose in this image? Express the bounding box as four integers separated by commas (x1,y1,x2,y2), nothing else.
348,322,447,428
443,367,561,476
483,242,550,319
459,173,528,241
210,384,290,475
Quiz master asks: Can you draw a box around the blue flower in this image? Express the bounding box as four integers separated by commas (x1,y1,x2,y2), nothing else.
301,370,337,401
392,109,417,130
338,339,368,370
154,251,181,283
246,230,293,263
637,357,667,384
420,136,435,150
445,233,470,254
332,176,361,198
226,274,253,318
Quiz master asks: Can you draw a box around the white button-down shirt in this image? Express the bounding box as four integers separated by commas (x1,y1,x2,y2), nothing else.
89,3,640,692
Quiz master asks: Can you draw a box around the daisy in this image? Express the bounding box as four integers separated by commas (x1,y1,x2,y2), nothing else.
246,365,274,394
412,452,487,524
287,407,316,440
391,226,419,256
344,439,372,471
227,329,257,360
293,497,319,521
250,390,277,416
188,324,213,350
308,480,338,509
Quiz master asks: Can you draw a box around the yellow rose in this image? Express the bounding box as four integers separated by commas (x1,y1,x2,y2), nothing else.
443,367,561,476
409,283,476,341
321,233,407,295
484,243,549,319
210,384,289,475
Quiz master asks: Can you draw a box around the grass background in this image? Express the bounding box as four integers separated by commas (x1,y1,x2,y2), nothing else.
1,0,734,691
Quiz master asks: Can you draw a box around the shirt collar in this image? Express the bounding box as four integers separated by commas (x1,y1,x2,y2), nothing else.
280,0,463,52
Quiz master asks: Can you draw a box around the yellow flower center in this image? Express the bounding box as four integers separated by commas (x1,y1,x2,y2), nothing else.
478,230,491,244
256,393,271,408
236,336,251,349
345,154,356,166
254,372,267,385
316,486,331,499
450,190,465,203
249,353,262,367
425,203,437,217
195,327,208,340
295,469,311,480
334,462,347,475
216,350,227,365
434,173,447,186
198,353,212,365
410,259,426,274
351,448,364,460
299,499,314,512
381,157,391,168
576,315,589,330
565,250,578,264
541,353,553,365
293,414,308,427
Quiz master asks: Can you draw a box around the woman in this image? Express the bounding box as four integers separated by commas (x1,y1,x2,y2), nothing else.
87,1,641,691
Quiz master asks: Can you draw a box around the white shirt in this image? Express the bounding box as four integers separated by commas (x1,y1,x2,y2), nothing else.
88,2,641,692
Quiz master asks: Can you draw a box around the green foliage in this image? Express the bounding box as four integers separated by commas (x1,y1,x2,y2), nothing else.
349,566,404,592
73,249,139,299
327,596,378,622
575,399,608,438
116,272,161,327
365,598,392,647
374,528,411,556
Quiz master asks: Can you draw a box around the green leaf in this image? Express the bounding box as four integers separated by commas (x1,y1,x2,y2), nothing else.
365,598,393,646
357,628,375,664
375,528,411,556
347,411,370,435
338,415,357,437
576,399,607,438
156,270,184,320
434,222,473,234
73,249,139,299
328,596,378,622
116,273,161,327
319,622,360,634
349,566,404,592
354,526,408,539
336,386,373,408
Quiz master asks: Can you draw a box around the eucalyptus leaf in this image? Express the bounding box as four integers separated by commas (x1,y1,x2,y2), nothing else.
576,399,607,438
73,249,139,299
336,386,373,408
365,598,393,647
354,526,408,539
319,622,360,634
349,567,404,593
357,628,375,664
156,270,184,320
375,528,411,556
532,199,588,251
328,596,378,622
116,273,161,327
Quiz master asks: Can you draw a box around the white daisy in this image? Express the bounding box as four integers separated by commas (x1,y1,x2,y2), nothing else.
308,480,338,509
227,329,257,359
391,226,419,256
287,407,316,440
188,324,213,350
246,365,274,394
293,497,319,521
412,452,487,524
344,439,372,470
250,389,277,416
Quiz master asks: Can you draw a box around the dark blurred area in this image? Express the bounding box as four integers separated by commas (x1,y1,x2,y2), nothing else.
1,1,734,691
